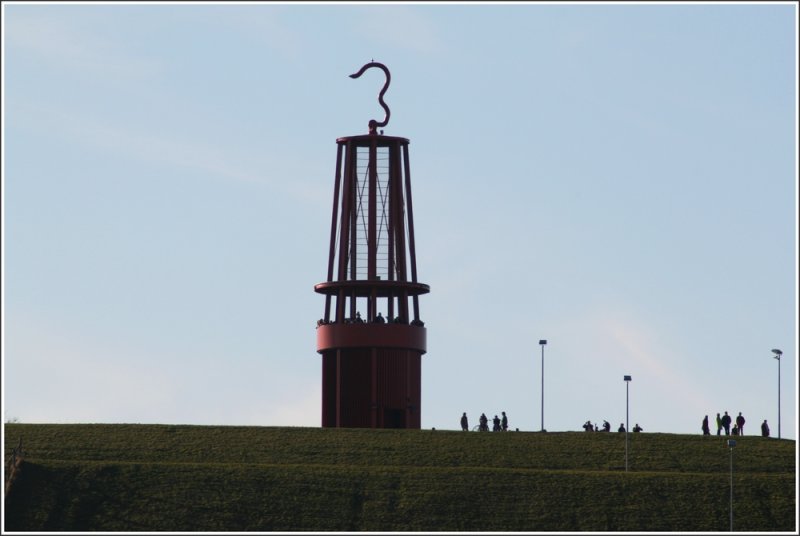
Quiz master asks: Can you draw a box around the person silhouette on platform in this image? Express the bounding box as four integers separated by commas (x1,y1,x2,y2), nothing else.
479,413,488,432
618,423,626,433
461,412,469,431
721,412,732,435
761,420,770,437
492,415,501,432
633,423,643,433
702,415,710,435
602,420,611,432
501,411,508,431
736,412,746,436
716,413,722,435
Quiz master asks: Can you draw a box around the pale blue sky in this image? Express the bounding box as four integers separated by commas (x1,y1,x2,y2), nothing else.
3,2,797,439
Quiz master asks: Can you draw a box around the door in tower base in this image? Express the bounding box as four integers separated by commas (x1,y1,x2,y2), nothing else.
383,408,405,429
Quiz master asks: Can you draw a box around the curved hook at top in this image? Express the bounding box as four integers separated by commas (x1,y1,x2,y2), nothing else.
349,61,391,134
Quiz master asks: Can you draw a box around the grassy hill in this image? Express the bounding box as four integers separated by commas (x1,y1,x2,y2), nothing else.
3,423,796,531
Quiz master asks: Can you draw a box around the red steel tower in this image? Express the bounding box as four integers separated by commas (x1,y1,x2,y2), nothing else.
315,62,429,429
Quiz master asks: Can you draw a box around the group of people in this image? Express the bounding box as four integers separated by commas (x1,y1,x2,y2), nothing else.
582,420,643,433
701,412,770,437
461,412,509,432
460,410,771,437
317,312,401,326
317,312,425,327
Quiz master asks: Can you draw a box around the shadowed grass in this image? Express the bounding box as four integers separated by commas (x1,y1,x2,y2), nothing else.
4,424,796,531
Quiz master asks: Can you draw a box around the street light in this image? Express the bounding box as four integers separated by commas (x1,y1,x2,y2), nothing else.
728,439,737,531
539,340,547,432
771,349,782,439
624,375,632,472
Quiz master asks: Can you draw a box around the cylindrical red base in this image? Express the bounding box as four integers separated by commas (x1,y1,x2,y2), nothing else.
321,347,422,429
316,323,426,354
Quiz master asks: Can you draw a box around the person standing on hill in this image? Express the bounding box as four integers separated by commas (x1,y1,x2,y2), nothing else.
618,423,626,433
461,412,469,431
721,411,732,435
633,423,643,433
716,413,723,435
492,415,501,432
736,412,746,436
761,419,770,437
501,411,508,431
702,415,710,435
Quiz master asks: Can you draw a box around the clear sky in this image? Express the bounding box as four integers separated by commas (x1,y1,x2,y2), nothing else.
3,2,798,440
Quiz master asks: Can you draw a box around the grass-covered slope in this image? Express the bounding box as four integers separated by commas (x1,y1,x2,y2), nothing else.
3,424,796,531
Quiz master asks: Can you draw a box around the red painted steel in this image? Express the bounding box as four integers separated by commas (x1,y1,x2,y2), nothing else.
315,101,428,429
316,323,427,354
320,348,422,429
314,280,429,297
316,64,427,429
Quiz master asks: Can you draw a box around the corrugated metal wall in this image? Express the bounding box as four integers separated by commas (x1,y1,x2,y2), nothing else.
321,352,337,427
321,348,421,429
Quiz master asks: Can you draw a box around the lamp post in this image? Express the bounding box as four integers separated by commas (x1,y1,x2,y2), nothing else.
728,438,737,531
771,349,782,439
539,340,547,432
624,375,631,472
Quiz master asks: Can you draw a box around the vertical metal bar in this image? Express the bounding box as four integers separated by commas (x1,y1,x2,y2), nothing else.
321,356,327,427
730,446,734,531
371,349,377,428
336,141,354,322
401,143,421,322
368,138,378,291
387,144,396,283
350,148,358,282
406,350,411,426
348,146,358,321
778,357,781,439
335,289,344,324
625,382,629,472
327,143,344,281
337,141,354,281
324,295,332,324
541,345,545,432
336,350,342,428
393,143,409,323
324,143,344,322
393,142,407,283
402,142,419,283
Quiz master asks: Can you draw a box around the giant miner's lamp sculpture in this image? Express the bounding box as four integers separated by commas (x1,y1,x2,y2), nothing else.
314,62,429,429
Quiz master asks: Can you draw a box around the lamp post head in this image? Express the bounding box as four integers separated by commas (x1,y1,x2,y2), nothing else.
772,349,782,360
624,375,632,382
539,340,547,345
